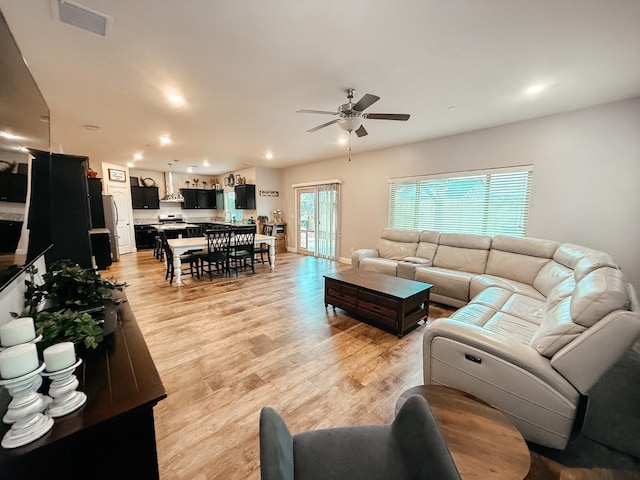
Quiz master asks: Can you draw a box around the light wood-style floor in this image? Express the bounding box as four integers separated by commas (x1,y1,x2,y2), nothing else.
105,250,639,480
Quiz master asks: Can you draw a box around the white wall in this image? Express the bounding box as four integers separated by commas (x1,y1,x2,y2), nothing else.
281,97,640,291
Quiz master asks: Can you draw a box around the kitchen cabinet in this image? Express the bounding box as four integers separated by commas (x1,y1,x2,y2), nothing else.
131,186,160,209
87,177,105,228
0,220,23,253
234,184,256,209
27,151,93,269
180,188,223,209
0,172,27,203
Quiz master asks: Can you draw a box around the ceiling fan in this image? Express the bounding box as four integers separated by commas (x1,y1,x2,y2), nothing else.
297,88,410,138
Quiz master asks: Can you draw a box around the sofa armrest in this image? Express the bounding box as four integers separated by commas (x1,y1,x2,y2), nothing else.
551,309,640,393
351,249,379,268
423,318,575,395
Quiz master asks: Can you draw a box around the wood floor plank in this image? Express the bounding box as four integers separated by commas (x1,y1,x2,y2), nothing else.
103,250,638,480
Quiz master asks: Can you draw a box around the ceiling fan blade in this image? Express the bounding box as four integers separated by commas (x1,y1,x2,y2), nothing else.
353,93,380,112
297,109,339,115
354,124,368,137
365,113,410,121
306,119,339,133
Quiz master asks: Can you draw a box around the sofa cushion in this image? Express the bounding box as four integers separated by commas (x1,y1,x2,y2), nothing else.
414,267,473,302
491,235,559,258
433,232,491,274
360,258,398,276
470,287,512,310
570,267,629,328
433,245,489,274
377,229,420,260
470,275,546,301
573,252,617,282
485,236,557,286
415,230,440,262
530,298,586,358
447,303,498,327
533,261,573,297
500,294,545,325
484,312,539,344
545,277,576,311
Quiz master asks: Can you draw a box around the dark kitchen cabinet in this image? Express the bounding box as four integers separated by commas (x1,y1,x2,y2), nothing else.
87,177,105,228
180,188,223,209
234,184,256,209
0,172,27,203
0,220,23,253
131,186,160,209
27,150,93,269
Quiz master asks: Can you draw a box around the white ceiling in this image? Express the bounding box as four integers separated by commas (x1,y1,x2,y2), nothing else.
1,0,639,175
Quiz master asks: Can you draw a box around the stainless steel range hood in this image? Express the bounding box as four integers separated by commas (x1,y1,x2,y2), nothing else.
160,164,183,202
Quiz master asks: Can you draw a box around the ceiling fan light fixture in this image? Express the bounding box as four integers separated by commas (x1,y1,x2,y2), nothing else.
338,117,362,132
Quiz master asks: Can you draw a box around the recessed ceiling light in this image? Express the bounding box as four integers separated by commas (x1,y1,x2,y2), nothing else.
134,153,143,160
338,137,348,145
187,167,193,173
167,93,185,106
83,124,101,132
525,84,546,95
265,152,274,160
126,162,134,167
159,136,172,145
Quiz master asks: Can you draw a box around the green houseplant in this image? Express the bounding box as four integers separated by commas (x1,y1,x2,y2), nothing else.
17,260,127,351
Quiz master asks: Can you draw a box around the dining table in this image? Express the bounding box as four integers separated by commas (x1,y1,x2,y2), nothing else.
167,233,277,285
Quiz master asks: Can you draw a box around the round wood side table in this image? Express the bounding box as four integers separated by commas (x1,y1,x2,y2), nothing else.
396,385,531,480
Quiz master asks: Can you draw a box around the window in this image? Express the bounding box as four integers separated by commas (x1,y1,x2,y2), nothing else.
224,191,243,222
388,166,533,237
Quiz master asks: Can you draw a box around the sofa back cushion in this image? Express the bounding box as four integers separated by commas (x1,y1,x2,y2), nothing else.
530,298,586,357
486,236,558,286
533,261,573,297
570,267,629,328
432,233,491,274
378,229,419,260
415,230,440,262
531,267,630,357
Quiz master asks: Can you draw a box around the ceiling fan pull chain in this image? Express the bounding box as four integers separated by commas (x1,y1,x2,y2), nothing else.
348,132,352,162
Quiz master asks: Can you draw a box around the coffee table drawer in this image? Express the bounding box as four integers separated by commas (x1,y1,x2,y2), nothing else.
357,298,396,319
326,283,357,305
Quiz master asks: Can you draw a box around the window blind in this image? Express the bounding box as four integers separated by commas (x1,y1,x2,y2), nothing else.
389,166,533,237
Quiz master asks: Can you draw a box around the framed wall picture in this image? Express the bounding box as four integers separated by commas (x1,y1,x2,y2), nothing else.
108,168,126,182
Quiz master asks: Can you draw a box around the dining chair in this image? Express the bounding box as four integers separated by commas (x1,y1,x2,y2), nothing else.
229,227,256,276
186,225,203,238
197,229,232,280
184,225,206,255
159,230,199,284
255,224,273,265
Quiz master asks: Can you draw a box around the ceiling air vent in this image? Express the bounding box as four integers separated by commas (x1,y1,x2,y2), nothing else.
51,0,113,37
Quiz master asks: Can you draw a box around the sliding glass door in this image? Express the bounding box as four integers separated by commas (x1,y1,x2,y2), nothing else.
296,183,339,260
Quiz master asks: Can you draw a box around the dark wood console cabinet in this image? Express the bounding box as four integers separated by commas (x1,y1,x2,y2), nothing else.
0,294,167,479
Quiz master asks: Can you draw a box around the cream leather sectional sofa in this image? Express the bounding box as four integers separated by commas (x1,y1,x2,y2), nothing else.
352,229,640,449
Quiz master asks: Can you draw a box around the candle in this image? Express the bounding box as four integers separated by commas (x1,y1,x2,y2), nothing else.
0,317,36,347
43,342,76,372
0,343,39,379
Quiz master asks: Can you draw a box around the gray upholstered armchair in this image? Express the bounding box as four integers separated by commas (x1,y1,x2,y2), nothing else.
259,394,461,480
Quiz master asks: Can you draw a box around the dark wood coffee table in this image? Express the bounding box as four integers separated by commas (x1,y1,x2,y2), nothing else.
324,269,432,337
396,385,531,480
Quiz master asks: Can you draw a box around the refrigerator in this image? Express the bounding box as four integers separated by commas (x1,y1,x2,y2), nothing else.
102,195,120,262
